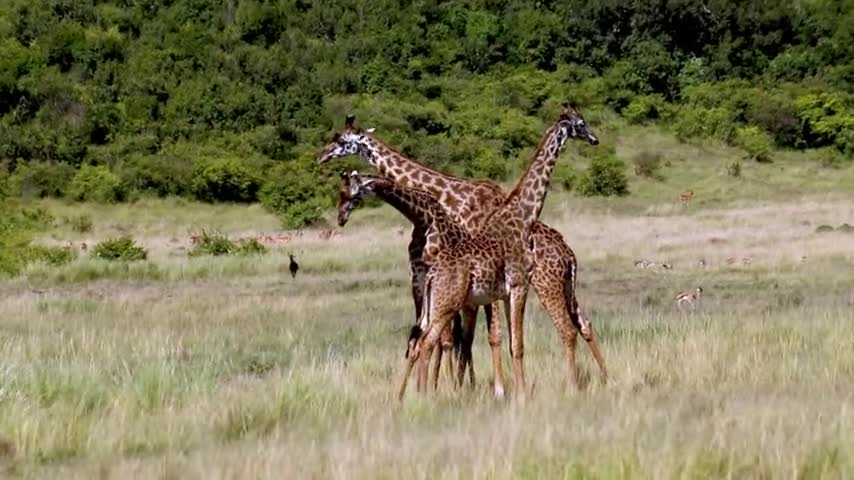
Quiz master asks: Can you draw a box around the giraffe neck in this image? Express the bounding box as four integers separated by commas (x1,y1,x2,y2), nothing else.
364,177,465,242
358,137,452,190
506,121,569,228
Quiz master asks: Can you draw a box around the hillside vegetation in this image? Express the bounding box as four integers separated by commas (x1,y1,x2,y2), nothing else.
1,1,853,229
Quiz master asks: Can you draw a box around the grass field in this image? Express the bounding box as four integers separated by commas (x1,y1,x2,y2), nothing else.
2,129,854,478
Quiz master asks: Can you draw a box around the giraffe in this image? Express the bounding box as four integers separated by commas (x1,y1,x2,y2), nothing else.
399,105,591,401
318,109,607,396
337,171,481,386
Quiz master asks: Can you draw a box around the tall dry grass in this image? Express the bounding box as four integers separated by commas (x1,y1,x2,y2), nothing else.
2,151,854,478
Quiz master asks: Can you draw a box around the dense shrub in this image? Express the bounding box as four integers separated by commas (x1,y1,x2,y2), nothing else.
734,126,773,162
189,231,235,257
795,93,854,154
552,164,577,191
191,157,260,203
623,95,666,124
118,154,194,198
8,162,75,199
92,236,147,261
463,149,507,180
189,231,268,257
69,165,125,202
578,150,629,197
236,238,268,255
745,94,802,148
260,163,331,229
673,106,737,143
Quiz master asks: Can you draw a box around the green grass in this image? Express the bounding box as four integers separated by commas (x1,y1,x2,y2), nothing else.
2,135,854,479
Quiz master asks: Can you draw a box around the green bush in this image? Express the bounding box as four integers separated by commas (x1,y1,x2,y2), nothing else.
189,230,236,257
578,152,629,197
552,164,577,191
0,198,40,275
623,95,666,124
260,163,331,229
745,94,802,148
92,236,147,261
191,157,260,203
795,93,854,152
734,126,772,162
118,154,194,198
236,238,267,255
632,151,664,180
672,106,737,143
8,162,75,199
69,165,125,202
464,149,507,180
189,231,268,257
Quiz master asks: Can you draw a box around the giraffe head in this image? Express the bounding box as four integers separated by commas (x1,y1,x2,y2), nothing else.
317,115,376,164
559,103,599,145
337,170,376,226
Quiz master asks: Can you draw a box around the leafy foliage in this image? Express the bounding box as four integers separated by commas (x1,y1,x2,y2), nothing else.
191,158,261,203
8,162,75,199
69,165,125,202
259,163,332,229
734,127,773,163
189,231,268,257
92,237,147,261
0,0,852,217
578,148,630,197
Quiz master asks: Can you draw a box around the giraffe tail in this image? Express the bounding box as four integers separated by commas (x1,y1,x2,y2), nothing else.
564,260,591,341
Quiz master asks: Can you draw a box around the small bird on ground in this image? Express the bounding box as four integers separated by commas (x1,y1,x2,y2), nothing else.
289,254,299,279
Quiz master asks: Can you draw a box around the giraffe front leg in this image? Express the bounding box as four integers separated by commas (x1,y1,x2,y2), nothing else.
417,319,447,395
458,307,478,388
487,302,507,399
507,287,529,402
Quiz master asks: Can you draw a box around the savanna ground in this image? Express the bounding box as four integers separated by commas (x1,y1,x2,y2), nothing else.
2,128,854,479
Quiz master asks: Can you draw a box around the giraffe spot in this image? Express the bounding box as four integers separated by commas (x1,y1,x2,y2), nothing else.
444,195,459,211
434,177,447,189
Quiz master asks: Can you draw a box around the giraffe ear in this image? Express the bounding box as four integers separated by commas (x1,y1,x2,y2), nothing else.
365,127,376,134
345,114,355,128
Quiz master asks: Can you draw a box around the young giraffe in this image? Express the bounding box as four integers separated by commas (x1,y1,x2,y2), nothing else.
319,110,608,396
337,171,479,386
401,106,594,401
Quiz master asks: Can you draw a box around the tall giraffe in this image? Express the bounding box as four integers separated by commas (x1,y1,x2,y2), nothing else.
319,108,607,395
402,106,587,400
337,171,483,386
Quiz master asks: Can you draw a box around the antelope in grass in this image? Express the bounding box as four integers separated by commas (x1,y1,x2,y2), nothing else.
679,190,694,208
675,287,703,310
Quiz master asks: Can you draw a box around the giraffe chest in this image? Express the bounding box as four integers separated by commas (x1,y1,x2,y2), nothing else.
465,258,510,305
